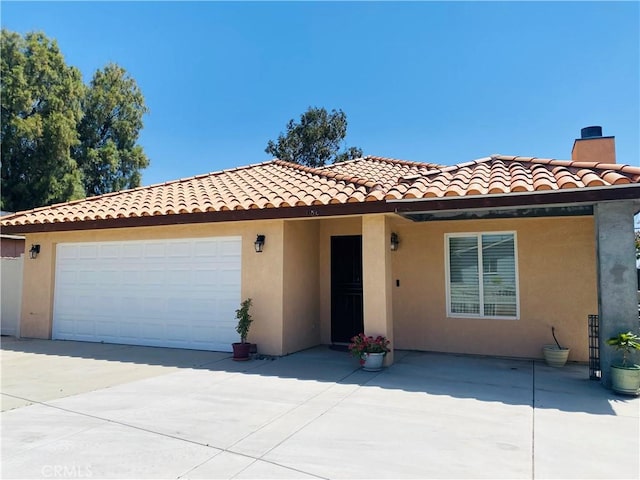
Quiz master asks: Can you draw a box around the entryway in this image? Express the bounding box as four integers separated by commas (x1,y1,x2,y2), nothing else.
330,235,364,344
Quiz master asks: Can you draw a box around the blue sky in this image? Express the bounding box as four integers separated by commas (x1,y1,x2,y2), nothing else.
2,1,639,186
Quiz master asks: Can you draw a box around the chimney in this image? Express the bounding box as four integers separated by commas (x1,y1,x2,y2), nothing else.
571,125,616,164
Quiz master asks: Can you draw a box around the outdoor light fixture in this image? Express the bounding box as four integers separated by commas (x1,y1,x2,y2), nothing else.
254,235,266,253
29,244,40,259
390,233,399,251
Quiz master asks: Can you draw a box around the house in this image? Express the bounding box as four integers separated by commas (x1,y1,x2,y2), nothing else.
2,126,638,386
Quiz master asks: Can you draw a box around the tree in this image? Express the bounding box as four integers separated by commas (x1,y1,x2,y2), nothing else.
1,29,85,212
265,107,362,168
73,63,149,196
334,146,364,164
1,30,150,212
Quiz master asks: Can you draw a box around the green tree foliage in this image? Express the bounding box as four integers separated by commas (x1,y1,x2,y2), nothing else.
1,29,85,212
74,64,149,196
334,146,364,164
265,107,362,168
1,30,150,212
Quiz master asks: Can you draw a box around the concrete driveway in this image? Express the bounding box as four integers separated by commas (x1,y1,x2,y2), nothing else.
1,337,638,479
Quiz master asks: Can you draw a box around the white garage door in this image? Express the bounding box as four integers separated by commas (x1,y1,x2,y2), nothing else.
53,237,241,352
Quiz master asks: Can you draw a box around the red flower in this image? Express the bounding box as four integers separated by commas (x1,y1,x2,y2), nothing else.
348,332,391,361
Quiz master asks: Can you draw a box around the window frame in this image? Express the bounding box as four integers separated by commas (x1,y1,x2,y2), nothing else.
444,231,520,320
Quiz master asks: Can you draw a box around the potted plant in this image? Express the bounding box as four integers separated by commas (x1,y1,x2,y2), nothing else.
348,333,391,372
606,331,640,395
542,326,570,367
232,298,253,361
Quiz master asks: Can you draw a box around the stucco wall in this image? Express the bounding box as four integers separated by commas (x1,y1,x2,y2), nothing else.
19,220,287,355
282,219,320,354
362,215,395,364
18,213,598,361
572,137,616,164
390,216,597,361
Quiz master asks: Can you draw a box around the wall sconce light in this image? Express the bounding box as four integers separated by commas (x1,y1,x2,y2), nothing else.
254,235,265,253
390,233,399,251
29,244,41,259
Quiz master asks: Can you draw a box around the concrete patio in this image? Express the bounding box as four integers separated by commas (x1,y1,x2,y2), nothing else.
1,337,638,479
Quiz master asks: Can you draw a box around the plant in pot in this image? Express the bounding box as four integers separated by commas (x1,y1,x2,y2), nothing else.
232,298,253,361
542,326,570,367
606,331,640,396
348,333,391,372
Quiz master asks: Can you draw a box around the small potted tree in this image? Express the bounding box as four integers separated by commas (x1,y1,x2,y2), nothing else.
232,298,253,361
542,326,570,367
606,331,640,395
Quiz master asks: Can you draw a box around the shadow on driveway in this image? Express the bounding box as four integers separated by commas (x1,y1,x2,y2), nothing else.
1,336,634,416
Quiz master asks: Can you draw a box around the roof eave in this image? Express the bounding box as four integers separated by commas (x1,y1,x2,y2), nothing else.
2,184,638,235
388,184,640,215
0,201,392,235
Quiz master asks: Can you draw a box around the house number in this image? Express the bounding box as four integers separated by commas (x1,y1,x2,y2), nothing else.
308,209,319,216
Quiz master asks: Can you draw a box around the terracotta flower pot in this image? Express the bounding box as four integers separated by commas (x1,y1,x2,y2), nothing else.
232,342,251,361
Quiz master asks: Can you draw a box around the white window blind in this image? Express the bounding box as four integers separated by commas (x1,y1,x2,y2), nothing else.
447,233,518,319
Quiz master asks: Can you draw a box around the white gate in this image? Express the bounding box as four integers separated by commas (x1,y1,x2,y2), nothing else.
1,255,24,336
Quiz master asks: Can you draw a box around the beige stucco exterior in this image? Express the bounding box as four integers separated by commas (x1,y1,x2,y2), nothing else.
388,215,597,362
20,220,288,355
362,215,394,364
282,219,320,354
18,213,597,362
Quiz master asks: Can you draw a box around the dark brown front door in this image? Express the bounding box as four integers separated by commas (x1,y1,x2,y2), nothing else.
331,235,364,344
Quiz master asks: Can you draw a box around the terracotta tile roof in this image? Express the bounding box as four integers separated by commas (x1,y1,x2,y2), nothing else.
1,155,638,228
321,155,443,189
384,155,640,200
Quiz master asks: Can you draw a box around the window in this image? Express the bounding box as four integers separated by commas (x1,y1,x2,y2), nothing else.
446,232,519,319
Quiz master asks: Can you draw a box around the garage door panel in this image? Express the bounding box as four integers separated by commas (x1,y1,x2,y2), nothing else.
119,322,139,338
100,244,120,257
96,320,119,337
119,245,136,258
218,238,242,254
141,268,165,286
121,271,142,286
77,269,100,285
166,324,189,342
76,319,96,336
57,245,77,259
77,245,99,258
55,317,75,336
166,269,192,286
144,243,166,258
191,325,216,340
194,241,216,257
53,237,241,352
100,270,121,286
56,268,77,286
141,322,165,341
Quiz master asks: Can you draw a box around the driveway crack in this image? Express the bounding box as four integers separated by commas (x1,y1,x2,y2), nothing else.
223,367,379,480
